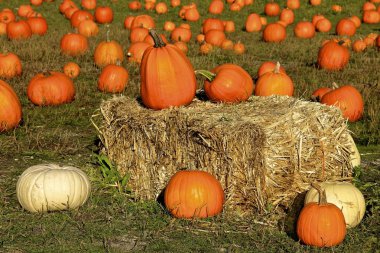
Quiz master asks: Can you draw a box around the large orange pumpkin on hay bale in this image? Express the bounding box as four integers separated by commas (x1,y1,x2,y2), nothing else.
0,80,22,132
164,170,224,218
140,29,196,110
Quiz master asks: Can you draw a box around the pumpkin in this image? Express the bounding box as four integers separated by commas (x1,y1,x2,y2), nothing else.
0,52,22,79
312,14,325,27
362,10,380,24
155,2,168,14
264,2,280,16
78,19,99,37
174,41,188,54
0,23,6,36
0,80,22,132
208,0,224,14
311,87,332,102
224,20,235,33
352,40,367,52
171,0,181,7
245,13,262,32
349,16,361,28
199,42,213,54
309,0,321,5
123,16,135,30
297,183,346,247
204,29,226,47
202,18,224,34
94,6,113,24
287,0,300,9
27,71,76,106
27,17,48,35
70,10,93,28
18,5,33,17
59,0,77,14
164,170,224,218
129,27,149,43
163,21,175,32
128,1,142,10
170,27,192,42
257,61,286,77
262,23,286,42
363,2,376,11
233,42,245,54
331,5,342,13
64,6,79,19
320,85,364,122
140,29,196,110
6,20,32,40
294,21,315,39
60,33,89,56
221,39,234,50
317,41,350,71
94,31,124,67
280,8,295,25
98,63,129,93
130,14,155,29
81,0,97,10
63,62,80,78
196,64,254,103
126,42,150,64
304,182,365,228
254,62,294,96
0,9,16,24
315,18,332,33
336,19,356,36
16,164,91,212
31,0,43,6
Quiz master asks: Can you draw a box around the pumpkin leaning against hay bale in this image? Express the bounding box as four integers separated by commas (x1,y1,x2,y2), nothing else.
304,181,365,228
164,170,224,219
16,164,91,212
297,183,346,247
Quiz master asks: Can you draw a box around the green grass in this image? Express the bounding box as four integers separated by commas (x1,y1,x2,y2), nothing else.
0,0,380,252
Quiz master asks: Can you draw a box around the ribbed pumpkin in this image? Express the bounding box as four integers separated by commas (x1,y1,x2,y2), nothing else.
0,80,22,132
196,64,254,103
63,62,80,78
27,71,75,106
297,183,346,247
304,182,365,228
320,85,364,122
16,164,91,212
254,62,294,96
0,52,22,79
262,23,286,42
335,18,356,36
60,33,89,56
317,41,350,71
6,20,32,40
140,29,196,110
164,170,224,218
94,30,124,67
98,63,129,93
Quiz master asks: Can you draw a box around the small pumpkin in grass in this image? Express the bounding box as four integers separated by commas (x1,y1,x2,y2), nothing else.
60,32,89,56
98,63,129,93
18,5,33,17
310,87,332,102
170,27,192,42
304,182,365,228
297,183,346,247
221,39,234,50
0,52,22,79
331,4,342,13
294,21,315,39
130,14,155,29
129,27,149,43
27,17,48,35
128,0,142,11
140,29,196,110
6,20,32,40
174,41,188,54
70,10,93,28
208,0,224,14
362,10,380,24
320,84,364,122
257,61,286,77
287,0,300,9
0,80,22,132
124,16,135,30
336,19,356,36
224,20,235,33
245,13,262,32
78,19,99,37
254,62,294,96
27,71,75,106
155,2,168,14
262,23,286,42
94,30,124,67
204,29,226,47
63,62,80,78
233,41,245,54
349,16,361,28
199,42,213,54
94,6,113,24
16,164,91,212
202,18,224,34
81,0,97,10
126,42,150,64
280,8,295,25
315,18,332,33
163,21,175,32
264,2,280,16
317,41,350,71
352,40,367,52
0,9,16,24
164,170,224,218
196,63,254,103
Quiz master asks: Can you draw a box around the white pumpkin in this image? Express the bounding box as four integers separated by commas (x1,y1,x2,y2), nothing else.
16,164,91,212
346,133,361,167
304,182,365,228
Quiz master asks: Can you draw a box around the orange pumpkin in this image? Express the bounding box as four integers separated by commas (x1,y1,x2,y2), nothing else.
63,62,80,79
0,80,22,132
221,39,234,50
130,14,155,29
202,18,224,34
129,27,149,43
140,29,196,110
164,170,224,219
349,16,361,28
287,0,300,9
127,42,151,64
0,9,16,24
336,19,356,36
257,61,286,77
352,40,367,52
128,1,142,10
233,42,245,54
155,2,168,14
78,19,99,37
6,20,32,40
70,10,93,28
224,20,235,33
311,87,332,102
262,23,286,42
264,2,280,16
196,64,254,103
362,10,380,24
60,33,89,56
294,21,315,39
18,5,33,17
320,85,364,122
0,52,22,79
170,27,192,42
208,0,224,14
310,0,321,5
94,31,124,67
27,72,75,106
163,21,175,32
204,29,226,47
123,16,135,30
280,8,295,25
94,6,113,24
81,0,97,10
27,17,48,35
255,62,294,96
315,18,332,33
245,13,262,32
297,184,346,247
98,63,129,93
174,41,188,55
317,41,350,71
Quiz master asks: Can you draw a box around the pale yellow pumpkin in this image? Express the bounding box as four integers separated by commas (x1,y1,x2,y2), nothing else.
16,164,91,212
346,133,361,167
304,182,365,228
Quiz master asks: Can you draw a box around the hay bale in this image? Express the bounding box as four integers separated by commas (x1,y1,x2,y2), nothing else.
92,95,354,221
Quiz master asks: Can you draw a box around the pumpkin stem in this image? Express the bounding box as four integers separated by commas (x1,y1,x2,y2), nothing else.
332,82,339,89
194,70,216,82
274,62,281,74
149,29,166,48
311,183,328,205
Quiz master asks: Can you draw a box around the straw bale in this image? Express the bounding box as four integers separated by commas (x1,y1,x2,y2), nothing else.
93,95,354,221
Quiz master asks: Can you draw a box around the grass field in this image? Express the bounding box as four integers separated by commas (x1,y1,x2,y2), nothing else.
0,0,380,252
